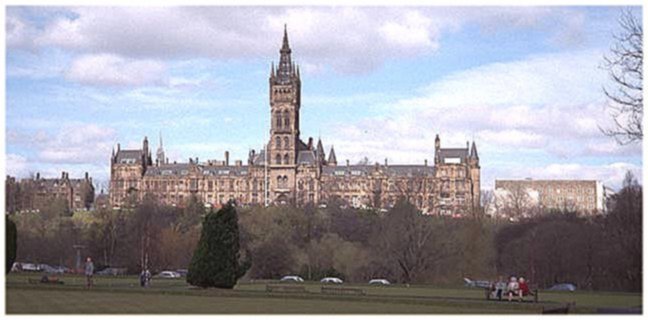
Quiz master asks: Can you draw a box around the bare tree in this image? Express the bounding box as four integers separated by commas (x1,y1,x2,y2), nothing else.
602,10,643,144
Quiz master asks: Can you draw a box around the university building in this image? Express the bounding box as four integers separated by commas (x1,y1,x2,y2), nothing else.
5,172,95,213
109,28,481,215
493,179,606,216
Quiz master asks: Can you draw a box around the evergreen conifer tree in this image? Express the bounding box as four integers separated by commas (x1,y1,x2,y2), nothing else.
187,201,249,288
6,216,17,274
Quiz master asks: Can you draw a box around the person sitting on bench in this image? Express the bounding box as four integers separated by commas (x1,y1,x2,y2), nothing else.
518,277,533,299
492,276,507,300
507,276,520,302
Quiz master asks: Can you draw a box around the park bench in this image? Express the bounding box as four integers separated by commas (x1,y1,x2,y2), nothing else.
29,276,64,285
265,284,307,293
485,286,538,303
321,286,365,296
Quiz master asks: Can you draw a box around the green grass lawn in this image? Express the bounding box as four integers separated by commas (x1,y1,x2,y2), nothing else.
5,273,642,314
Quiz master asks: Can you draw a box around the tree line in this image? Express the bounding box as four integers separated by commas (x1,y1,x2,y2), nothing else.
7,172,641,292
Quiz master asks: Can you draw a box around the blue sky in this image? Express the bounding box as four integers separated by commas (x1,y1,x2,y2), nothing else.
5,6,643,191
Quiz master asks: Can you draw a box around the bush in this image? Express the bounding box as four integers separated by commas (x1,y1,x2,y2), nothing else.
187,202,249,288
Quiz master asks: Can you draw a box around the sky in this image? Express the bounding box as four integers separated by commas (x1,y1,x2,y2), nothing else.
4,6,643,192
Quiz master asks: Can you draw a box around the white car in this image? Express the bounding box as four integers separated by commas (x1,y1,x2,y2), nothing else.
280,275,304,282
369,279,391,285
320,277,344,284
157,271,181,278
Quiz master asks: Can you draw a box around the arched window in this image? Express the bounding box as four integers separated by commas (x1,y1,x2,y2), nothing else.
283,137,289,149
276,111,282,128
275,136,281,149
284,110,290,128
309,180,314,191
283,154,289,164
275,154,281,165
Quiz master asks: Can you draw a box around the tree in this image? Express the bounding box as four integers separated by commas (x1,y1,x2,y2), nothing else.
6,215,17,274
187,201,249,288
372,198,453,283
604,171,642,291
602,10,643,144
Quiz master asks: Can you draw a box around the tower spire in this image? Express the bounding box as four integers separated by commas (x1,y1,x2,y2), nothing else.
276,24,293,84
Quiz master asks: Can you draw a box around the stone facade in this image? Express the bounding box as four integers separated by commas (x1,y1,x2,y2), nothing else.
494,179,605,215
5,171,95,213
109,27,481,216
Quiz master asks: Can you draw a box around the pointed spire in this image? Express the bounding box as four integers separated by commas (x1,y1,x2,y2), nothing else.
276,24,293,84
281,23,291,53
327,146,337,166
316,139,325,163
470,141,479,160
270,62,275,78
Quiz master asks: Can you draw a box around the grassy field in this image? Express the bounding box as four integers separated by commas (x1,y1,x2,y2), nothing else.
5,273,642,314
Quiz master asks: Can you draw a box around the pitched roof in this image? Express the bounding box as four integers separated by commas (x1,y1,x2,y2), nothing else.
115,149,144,164
144,163,250,177
438,148,469,164
297,150,316,165
322,164,434,177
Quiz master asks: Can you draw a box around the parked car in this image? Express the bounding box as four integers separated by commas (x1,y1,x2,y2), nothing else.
20,263,42,272
369,279,391,285
320,277,344,284
176,269,188,277
280,275,304,282
547,283,576,292
157,271,181,278
96,267,127,276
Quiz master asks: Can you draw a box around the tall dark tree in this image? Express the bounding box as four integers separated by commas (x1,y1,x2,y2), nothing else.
605,171,642,291
6,215,17,274
187,201,249,288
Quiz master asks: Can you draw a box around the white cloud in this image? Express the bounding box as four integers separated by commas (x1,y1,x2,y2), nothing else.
9,7,589,74
6,154,30,178
65,54,167,86
35,124,117,164
326,49,640,161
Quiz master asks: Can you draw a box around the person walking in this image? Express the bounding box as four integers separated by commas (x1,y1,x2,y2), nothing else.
84,257,94,289
144,269,152,287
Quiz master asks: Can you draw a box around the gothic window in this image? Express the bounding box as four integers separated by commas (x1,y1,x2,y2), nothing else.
276,136,281,149
283,137,289,149
276,112,282,128
284,154,289,164
276,154,281,165
284,111,290,128
298,180,304,190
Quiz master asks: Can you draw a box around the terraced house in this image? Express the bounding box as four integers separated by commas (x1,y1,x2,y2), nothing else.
109,28,481,215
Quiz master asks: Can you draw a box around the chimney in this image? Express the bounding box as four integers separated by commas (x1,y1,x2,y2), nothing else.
36,172,40,180
117,143,120,151
85,172,89,180
385,158,388,166
424,159,428,166
166,157,169,164
225,151,230,166
308,137,313,149
346,159,350,167
62,171,65,179
196,157,199,164
235,160,242,166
